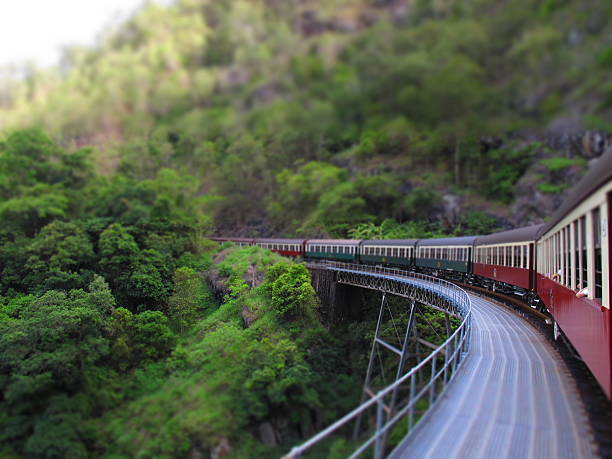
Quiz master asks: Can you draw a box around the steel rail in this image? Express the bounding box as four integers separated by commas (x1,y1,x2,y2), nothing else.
285,262,472,458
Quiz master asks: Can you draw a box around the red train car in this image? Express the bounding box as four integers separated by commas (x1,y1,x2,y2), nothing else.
536,151,611,399
474,225,542,294
253,238,305,257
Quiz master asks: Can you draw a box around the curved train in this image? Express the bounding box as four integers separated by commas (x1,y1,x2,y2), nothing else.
213,149,612,399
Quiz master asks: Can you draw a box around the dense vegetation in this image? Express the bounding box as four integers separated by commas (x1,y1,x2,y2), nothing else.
0,0,610,456
0,129,354,456
1,0,610,237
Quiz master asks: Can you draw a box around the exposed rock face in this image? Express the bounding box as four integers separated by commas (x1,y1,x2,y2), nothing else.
241,306,258,327
545,127,612,159
210,438,232,459
206,248,267,302
509,132,610,226
258,421,277,446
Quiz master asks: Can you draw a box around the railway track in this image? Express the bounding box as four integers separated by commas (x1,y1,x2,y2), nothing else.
391,292,598,458
455,282,612,458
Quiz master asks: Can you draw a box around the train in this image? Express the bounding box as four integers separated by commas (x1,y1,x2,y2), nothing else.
212,148,611,400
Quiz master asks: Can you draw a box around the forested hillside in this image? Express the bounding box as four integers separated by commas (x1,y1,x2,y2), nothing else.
0,0,611,456
1,0,611,237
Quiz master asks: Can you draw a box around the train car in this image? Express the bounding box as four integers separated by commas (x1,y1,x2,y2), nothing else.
210,237,254,247
415,236,478,275
305,239,361,262
536,150,611,399
359,239,417,267
473,225,542,298
254,238,305,257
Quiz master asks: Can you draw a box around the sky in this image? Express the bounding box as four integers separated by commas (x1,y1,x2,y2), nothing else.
0,0,173,68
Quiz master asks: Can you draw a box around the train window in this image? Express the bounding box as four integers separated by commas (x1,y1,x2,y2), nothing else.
399,248,405,258
593,208,602,300
563,225,575,288
574,221,580,288
580,216,588,291
566,226,572,287
561,228,566,285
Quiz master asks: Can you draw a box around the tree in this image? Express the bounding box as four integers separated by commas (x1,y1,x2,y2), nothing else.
0,283,112,456
24,221,95,293
269,264,318,321
167,267,205,332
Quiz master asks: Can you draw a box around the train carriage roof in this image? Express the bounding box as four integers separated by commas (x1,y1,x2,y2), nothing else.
306,239,362,246
362,239,418,246
540,147,612,236
254,238,306,244
416,236,479,247
211,237,254,243
474,224,543,246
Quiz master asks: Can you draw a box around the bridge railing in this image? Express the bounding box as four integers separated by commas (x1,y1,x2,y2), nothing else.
286,262,472,458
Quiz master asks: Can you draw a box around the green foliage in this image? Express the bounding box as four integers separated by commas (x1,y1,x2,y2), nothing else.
597,46,612,68
349,219,446,239
269,264,318,321
538,183,568,193
456,211,501,236
24,221,95,292
483,145,537,204
167,267,208,332
540,156,586,171
0,280,114,456
215,245,284,298
0,0,610,454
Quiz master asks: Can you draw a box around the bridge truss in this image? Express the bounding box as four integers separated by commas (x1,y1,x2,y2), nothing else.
286,263,472,458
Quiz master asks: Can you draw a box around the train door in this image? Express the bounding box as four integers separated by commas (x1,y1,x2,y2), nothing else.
529,242,536,291
606,192,611,308
468,246,473,273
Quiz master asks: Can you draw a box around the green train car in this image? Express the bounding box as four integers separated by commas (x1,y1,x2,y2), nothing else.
415,236,477,273
305,239,361,262
360,239,417,267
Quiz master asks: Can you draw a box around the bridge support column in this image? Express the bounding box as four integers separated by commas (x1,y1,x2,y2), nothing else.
354,294,418,445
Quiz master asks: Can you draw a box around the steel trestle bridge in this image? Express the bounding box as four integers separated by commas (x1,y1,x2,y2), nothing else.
286,263,472,458
286,262,596,459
